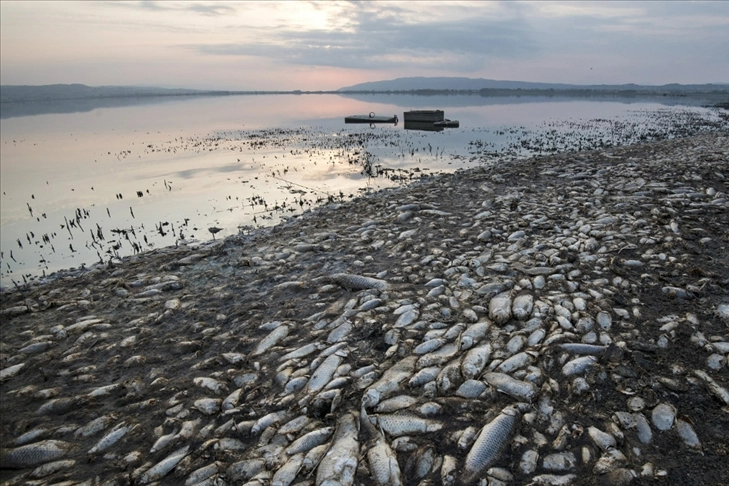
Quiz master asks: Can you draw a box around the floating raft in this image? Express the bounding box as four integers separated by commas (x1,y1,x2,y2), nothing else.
345,112,398,124
403,110,444,122
434,119,460,128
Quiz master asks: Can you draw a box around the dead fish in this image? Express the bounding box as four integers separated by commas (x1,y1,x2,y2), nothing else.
74,414,116,438
634,413,653,444
271,453,304,486
489,291,513,324
327,319,352,343
87,383,121,397
28,458,76,478
417,343,459,369
150,430,178,454
459,321,491,350
561,356,598,376
519,449,539,475
252,410,290,435
185,462,221,486
222,352,247,364
394,308,420,327
280,342,325,361
222,388,243,411
315,412,359,486
558,343,607,356
194,377,229,395
462,405,520,484
529,474,577,485
253,325,290,356
676,417,701,449
462,344,492,379
495,351,535,373
1,440,73,468
512,293,534,321
36,397,79,415
587,426,616,451
409,366,441,388
139,445,190,484
284,376,309,395
455,379,487,398
441,455,458,485
363,356,417,407
437,361,463,394
227,458,266,483
88,422,134,454
366,432,403,485
175,419,202,441
375,395,419,413
651,403,676,431
414,338,447,355
458,426,480,450
374,414,443,437
278,415,311,436
484,372,538,401
0,363,25,382
302,443,329,473
330,273,388,290
306,354,343,394
194,398,222,415
17,341,53,354
14,427,50,446
694,370,729,405
285,427,334,456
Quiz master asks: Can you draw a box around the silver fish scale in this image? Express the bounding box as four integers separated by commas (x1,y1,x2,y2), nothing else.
1,440,72,468
463,407,519,483
329,273,388,290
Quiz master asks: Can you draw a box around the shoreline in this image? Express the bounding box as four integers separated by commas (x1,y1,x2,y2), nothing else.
2,126,727,296
2,100,727,288
1,132,728,485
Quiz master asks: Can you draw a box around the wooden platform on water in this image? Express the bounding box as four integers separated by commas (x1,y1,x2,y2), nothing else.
345,113,398,124
403,110,444,122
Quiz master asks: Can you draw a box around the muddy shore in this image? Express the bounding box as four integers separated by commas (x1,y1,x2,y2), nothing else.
1,132,728,485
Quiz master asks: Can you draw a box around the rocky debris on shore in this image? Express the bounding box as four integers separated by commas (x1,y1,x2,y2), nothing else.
1,132,728,485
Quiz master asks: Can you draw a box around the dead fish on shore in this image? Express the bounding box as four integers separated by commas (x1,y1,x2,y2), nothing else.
462,405,521,484
1,440,73,468
328,273,388,290
315,412,359,486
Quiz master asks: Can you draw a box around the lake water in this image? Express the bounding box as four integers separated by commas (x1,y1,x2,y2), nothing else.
1,93,727,289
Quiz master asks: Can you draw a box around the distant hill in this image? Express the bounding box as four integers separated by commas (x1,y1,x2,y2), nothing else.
0,84,214,103
338,77,729,93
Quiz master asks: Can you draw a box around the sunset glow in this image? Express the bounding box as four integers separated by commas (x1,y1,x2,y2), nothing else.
1,1,727,90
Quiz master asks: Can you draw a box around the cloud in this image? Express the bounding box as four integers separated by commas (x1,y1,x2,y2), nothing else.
187,3,538,72
3,1,727,88
118,1,237,17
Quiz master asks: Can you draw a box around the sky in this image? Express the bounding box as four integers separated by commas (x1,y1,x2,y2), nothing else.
1,1,728,91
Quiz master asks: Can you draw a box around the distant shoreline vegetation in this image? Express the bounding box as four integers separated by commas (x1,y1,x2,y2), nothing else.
1,83,727,119
2,82,729,104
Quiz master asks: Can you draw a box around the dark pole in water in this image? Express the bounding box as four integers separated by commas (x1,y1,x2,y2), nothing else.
208,227,222,240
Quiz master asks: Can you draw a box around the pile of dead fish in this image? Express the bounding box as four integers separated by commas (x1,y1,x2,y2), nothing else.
1,132,728,485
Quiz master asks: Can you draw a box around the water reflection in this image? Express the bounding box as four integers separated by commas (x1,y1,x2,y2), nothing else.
0,95,209,120
403,121,444,132
1,94,726,289
337,91,728,109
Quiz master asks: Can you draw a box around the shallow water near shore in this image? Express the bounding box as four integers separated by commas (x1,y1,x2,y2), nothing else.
1,93,727,289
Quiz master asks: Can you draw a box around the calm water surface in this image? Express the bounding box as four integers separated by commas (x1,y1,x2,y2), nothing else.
1,93,726,289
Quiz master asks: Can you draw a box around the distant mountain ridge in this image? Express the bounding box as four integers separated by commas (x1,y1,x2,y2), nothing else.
0,84,211,103
338,77,729,93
